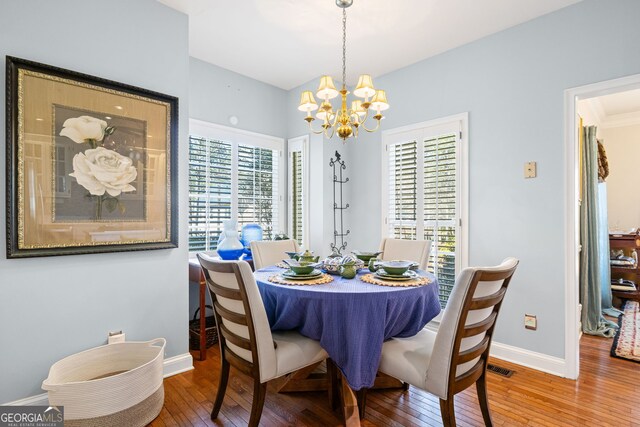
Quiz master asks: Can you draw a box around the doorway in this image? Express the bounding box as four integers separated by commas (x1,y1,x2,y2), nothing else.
564,74,640,379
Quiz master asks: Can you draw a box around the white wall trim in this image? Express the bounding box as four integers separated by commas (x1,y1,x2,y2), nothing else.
564,73,640,381
3,352,193,406
490,342,566,377
163,352,194,378
287,135,310,248
3,393,49,407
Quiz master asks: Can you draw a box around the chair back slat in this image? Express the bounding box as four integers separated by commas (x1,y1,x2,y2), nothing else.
452,360,484,394
469,287,507,310
208,282,243,300
457,336,490,365
219,324,252,350
197,254,278,382
214,301,249,326
462,312,497,338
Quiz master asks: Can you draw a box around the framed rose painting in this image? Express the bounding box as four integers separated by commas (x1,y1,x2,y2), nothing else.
6,56,178,258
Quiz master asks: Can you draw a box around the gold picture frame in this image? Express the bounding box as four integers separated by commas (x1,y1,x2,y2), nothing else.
6,56,178,258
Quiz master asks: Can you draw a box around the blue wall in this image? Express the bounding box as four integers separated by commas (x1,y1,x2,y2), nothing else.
190,57,287,138
0,0,190,403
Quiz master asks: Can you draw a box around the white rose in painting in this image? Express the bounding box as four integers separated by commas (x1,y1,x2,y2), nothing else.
69,147,137,197
60,115,108,144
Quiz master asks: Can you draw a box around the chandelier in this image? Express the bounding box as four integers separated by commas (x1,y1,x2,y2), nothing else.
298,0,390,141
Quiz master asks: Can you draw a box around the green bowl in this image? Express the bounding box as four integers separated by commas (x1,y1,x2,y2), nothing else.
352,250,382,263
380,260,412,276
289,264,315,275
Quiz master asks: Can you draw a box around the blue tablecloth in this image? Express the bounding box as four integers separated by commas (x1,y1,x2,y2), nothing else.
254,266,441,390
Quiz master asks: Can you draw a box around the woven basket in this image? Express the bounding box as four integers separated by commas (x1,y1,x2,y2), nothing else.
42,338,165,427
189,305,218,350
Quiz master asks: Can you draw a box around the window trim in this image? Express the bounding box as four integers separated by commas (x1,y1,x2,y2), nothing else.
188,119,285,256
381,113,469,299
287,135,310,248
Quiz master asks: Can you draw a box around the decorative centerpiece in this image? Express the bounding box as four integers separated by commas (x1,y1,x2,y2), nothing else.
321,254,364,275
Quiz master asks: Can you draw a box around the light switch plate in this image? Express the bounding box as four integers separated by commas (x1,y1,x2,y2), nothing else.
524,314,537,330
524,161,537,178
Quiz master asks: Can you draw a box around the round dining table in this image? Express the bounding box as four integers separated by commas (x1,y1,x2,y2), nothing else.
254,265,441,390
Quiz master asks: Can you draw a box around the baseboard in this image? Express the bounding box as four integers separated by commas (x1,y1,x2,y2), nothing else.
3,393,49,407
490,341,566,377
3,352,193,406
163,352,194,378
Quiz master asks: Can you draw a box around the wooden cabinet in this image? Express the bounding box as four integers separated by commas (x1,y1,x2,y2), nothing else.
609,233,640,303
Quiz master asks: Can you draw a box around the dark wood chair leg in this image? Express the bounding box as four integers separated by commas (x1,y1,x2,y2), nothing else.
327,359,339,411
476,374,493,427
439,397,457,427
356,388,367,419
211,358,230,420
248,380,268,427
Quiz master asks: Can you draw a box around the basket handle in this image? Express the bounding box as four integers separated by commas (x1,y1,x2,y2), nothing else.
41,379,56,392
192,304,214,321
146,338,166,349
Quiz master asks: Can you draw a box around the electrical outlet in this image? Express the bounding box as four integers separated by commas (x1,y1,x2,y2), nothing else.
524,314,537,330
108,330,125,344
524,161,537,178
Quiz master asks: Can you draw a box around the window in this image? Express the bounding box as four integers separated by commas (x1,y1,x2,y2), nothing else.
188,120,285,253
382,114,468,307
287,136,309,247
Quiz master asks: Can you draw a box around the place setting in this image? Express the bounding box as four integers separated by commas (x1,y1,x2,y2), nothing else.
360,260,432,287
269,256,333,285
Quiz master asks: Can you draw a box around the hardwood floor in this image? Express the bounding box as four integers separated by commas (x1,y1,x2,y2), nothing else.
150,335,639,426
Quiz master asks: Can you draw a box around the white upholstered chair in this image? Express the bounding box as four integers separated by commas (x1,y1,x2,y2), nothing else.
377,258,519,427
197,255,328,427
378,238,432,270
250,239,301,270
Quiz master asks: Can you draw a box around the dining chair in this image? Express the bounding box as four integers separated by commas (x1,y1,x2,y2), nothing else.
197,254,328,427
376,257,519,427
250,239,301,270
378,238,432,270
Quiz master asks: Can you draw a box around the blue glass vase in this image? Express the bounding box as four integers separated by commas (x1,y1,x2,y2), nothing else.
217,220,244,260
241,224,263,261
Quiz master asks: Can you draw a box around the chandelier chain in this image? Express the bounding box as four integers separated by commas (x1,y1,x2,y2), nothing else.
342,7,347,89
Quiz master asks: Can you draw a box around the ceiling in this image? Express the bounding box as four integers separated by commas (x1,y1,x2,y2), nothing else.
598,89,640,116
158,0,582,90
580,89,640,128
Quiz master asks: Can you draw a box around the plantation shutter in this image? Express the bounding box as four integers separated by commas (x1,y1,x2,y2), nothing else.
188,136,232,251
423,134,458,306
387,141,418,239
384,117,464,308
290,150,304,244
237,144,279,240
